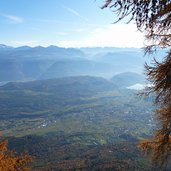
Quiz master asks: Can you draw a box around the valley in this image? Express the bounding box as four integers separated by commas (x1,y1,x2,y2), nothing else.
0,45,159,170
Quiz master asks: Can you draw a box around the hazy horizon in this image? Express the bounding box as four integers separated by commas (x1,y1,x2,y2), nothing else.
0,43,143,49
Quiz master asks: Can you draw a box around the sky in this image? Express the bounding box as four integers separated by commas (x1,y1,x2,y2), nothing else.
0,0,144,48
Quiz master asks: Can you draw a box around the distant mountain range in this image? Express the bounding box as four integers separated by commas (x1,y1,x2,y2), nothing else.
0,44,14,50
0,44,163,82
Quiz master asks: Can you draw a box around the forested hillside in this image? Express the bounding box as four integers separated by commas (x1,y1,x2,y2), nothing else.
0,75,157,170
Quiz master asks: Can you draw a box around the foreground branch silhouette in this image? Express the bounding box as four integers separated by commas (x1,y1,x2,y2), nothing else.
102,0,171,169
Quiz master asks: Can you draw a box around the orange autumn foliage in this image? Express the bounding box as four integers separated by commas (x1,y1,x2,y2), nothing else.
102,0,171,169
0,139,32,171
139,51,171,169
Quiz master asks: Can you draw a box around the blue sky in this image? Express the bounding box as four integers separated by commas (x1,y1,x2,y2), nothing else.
0,0,144,48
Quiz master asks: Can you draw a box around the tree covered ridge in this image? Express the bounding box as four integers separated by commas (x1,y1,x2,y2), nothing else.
102,0,171,169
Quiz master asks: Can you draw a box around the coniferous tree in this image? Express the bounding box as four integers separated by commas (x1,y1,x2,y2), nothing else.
102,0,171,169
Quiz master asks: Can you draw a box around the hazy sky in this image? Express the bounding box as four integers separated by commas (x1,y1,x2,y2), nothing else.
0,0,144,48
